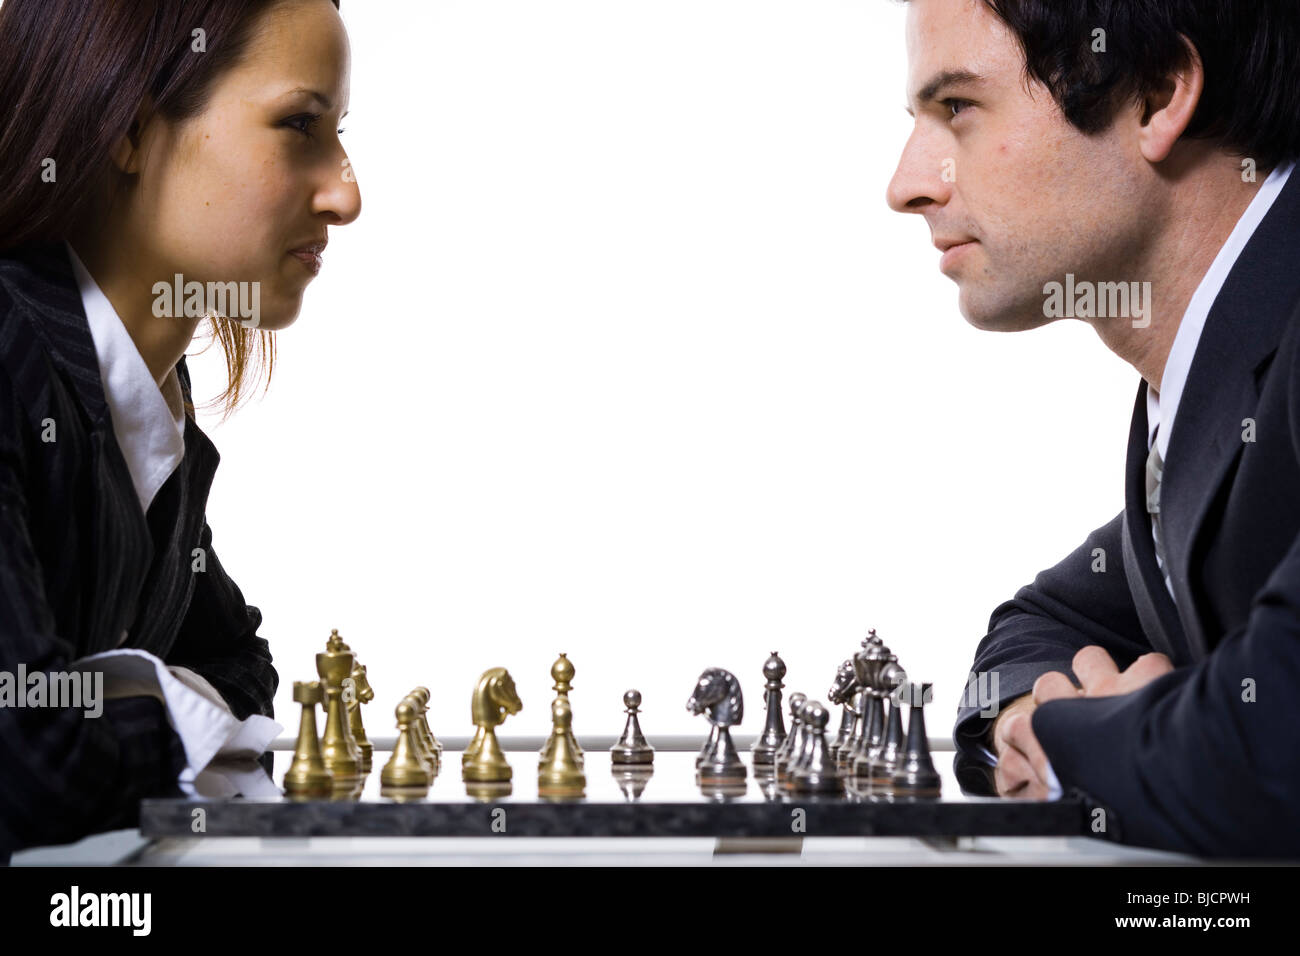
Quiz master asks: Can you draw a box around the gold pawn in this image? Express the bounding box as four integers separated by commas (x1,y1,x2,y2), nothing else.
404,687,436,773
381,696,432,790
347,660,375,773
316,629,360,785
283,681,333,799
413,686,443,755
410,688,440,774
538,697,585,796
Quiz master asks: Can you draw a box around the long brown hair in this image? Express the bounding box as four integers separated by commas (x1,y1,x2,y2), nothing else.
0,0,340,418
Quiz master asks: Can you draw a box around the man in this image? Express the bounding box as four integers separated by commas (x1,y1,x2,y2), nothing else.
886,0,1300,857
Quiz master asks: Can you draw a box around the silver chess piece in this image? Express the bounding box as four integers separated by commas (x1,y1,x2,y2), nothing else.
752,652,788,766
891,681,941,796
782,698,818,791
837,684,872,773
792,701,844,795
610,689,655,765
775,692,808,783
866,661,908,785
686,667,746,781
851,633,902,782
827,658,858,760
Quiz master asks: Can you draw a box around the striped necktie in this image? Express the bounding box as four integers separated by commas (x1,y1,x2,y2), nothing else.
1146,425,1174,596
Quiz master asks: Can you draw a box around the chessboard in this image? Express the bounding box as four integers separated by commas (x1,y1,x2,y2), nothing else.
139,629,1097,842
139,746,1089,840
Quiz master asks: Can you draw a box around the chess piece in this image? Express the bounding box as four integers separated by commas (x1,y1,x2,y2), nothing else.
283,681,333,798
774,691,807,781
837,685,871,773
792,701,844,795
539,698,586,797
686,668,746,781
850,632,893,780
868,699,906,784
463,667,522,782
751,652,787,766
851,691,885,780
539,653,583,766
381,696,432,789
346,660,375,773
410,687,440,773
782,699,817,791
891,681,941,795
316,629,360,784
827,659,858,760
610,689,655,765
414,686,444,754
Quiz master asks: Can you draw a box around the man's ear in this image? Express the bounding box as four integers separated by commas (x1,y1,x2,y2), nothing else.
108,97,157,175
1137,36,1204,164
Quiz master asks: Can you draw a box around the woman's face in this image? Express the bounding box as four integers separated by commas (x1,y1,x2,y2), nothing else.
124,0,360,331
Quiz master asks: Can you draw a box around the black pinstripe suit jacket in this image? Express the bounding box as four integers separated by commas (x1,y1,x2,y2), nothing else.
0,240,278,854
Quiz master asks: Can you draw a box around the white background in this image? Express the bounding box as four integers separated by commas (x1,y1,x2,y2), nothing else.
186,0,1139,742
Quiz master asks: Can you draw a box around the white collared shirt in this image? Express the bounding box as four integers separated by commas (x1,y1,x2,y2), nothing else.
1145,161,1295,599
65,241,186,517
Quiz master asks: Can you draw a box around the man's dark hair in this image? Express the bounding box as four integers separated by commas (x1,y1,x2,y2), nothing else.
917,0,1300,171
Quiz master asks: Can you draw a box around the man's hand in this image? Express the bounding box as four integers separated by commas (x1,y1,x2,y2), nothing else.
1032,646,1173,704
989,694,1052,798
989,646,1175,797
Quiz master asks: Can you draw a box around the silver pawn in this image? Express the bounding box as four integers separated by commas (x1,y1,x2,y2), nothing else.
775,692,808,782
891,681,941,795
610,689,655,765
792,701,844,794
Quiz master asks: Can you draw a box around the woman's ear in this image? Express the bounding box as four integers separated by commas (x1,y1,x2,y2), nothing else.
108,97,157,175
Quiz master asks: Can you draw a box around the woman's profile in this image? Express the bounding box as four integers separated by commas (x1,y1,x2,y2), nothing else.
0,0,361,855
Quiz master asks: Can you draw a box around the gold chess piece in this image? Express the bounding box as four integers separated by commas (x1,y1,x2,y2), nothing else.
316,628,361,785
381,696,433,790
538,653,583,766
416,685,444,753
411,686,441,772
283,681,333,799
405,687,437,773
347,660,375,773
538,697,586,797
463,667,522,782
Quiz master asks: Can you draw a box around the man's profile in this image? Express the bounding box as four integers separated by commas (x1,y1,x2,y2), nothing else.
887,0,1300,856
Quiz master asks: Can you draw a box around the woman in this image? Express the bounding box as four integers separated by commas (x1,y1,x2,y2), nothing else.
0,0,361,854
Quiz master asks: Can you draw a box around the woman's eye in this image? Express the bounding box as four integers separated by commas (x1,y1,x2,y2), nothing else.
282,113,320,137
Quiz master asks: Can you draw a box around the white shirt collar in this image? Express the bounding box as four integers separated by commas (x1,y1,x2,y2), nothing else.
1147,161,1296,455
65,241,187,515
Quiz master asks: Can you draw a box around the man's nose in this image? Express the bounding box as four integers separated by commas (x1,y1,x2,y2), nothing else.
886,130,951,215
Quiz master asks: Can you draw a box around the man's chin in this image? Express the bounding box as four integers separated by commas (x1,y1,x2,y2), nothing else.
958,289,1054,333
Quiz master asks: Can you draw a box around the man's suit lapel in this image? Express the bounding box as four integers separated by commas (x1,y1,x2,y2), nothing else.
1122,382,1190,662
1159,167,1300,659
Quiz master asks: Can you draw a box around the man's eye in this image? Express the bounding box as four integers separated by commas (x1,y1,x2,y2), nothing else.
945,99,973,118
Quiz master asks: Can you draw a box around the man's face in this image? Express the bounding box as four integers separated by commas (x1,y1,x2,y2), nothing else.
886,0,1150,331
